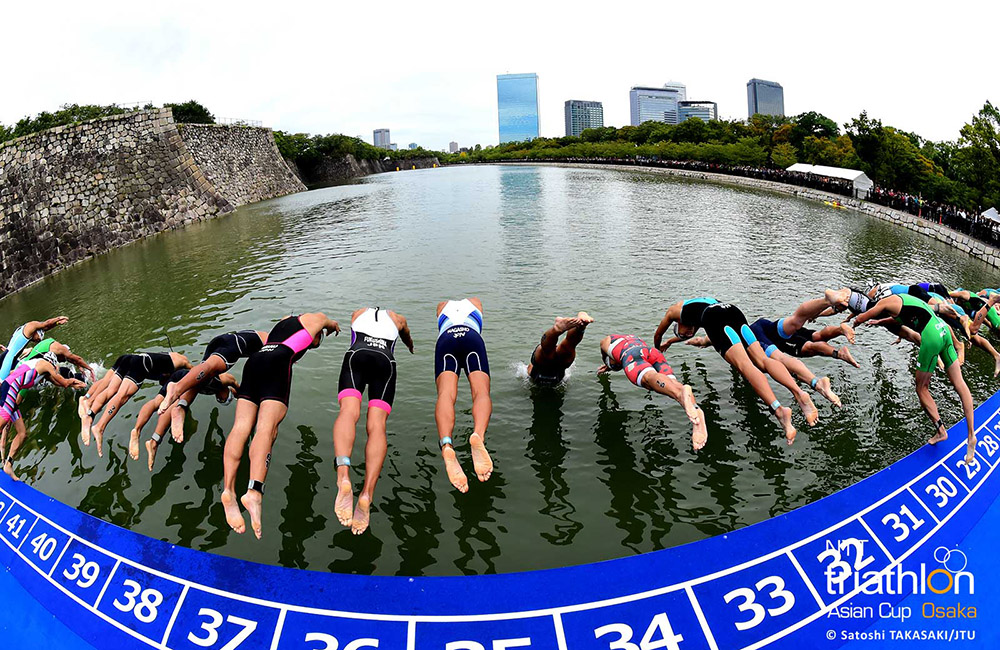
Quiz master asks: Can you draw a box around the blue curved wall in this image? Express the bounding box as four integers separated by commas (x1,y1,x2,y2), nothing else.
2,392,999,649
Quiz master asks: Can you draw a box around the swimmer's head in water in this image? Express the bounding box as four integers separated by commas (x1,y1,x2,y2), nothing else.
865,282,881,299
673,323,696,340
42,351,58,367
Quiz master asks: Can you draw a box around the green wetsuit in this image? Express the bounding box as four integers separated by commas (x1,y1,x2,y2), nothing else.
980,289,1000,329
896,294,957,373
17,339,57,398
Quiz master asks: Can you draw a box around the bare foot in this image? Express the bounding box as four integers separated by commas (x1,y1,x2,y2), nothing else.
965,436,977,464
928,423,948,445
840,323,856,344
776,406,796,445
553,316,582,333
469,432,493,482
691,415,708,451
170,407,185,443
994,356,1000,378
335,478,354,526
815,377,842,408
128,429,140,460
825,288,850,309
837,346,860,368
576,311,595,325
158,385,175,415
680,385,701,425
796,392,820,426
81,411,92,446
145,439,157,471
442,445,468,493
77,395,88,420
240,490,263,539
4,460,20,482
221,490,245,533
351,495,371,535
91,426,104,458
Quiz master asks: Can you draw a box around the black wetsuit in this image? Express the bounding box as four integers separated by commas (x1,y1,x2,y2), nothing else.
680,298,758,356
202,330,265,369
238,316,312,406
113,353,176,386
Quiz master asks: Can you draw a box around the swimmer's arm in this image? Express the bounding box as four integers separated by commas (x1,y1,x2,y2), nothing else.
396,316,415,354
23,316,69,338
653,310,676,350
43,366,86,390
685,336,712,348
468,297,484,314
218,373,238,387
52,343,93,374
852,300,891,326
301,312,341,336
868,317,896,328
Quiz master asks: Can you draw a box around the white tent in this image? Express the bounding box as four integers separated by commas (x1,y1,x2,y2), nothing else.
786,163,874,199
982,207,1000,223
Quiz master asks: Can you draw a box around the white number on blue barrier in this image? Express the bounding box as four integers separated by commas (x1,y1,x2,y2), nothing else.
723,576,796,631
978,435,999,457
444,640,532,650
957,457,981,481
594,612,685,650
187,608,257,649
62,553,100,588
880,506,925,542
29,532,58,561
303,633,379,650
113,579,163,624
6,513,25,539
817,538,874,585
924,477,959,508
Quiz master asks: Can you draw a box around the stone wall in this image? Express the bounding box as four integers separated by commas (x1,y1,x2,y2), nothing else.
505,162,1000,270
305,154,440,186
0,108,233,299
179,124,305,206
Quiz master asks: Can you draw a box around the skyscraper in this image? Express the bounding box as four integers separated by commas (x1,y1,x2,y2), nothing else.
747,79,785,117
373,128,391,148
564,100,604,137
629,85,685,126
449,141,459,153
408,142,418,150
678,101,718,122
497,73,540,143
664,81,687,102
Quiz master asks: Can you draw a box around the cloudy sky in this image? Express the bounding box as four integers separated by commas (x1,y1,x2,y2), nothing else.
3,1,996,150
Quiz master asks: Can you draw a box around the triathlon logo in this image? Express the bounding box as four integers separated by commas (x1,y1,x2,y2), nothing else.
927,546,969,594
822,539,974,596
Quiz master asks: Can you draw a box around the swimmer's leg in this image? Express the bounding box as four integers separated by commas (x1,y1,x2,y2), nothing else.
468,370,493,483
813,324,855,344
333,396,361,526
241,400,287,539
145,409,172,471
944,360,977,463
723,343,796,444
82,372,121,445
160,356,226,414
170,389,198,443
130,394,162,461
747,341,819,425
971,335,1000,377
554,311,594,363
640,371,707,450
92,380,138,457
915,371,948,446
782,297,837,334
353,406,389,535
222,399,258,534
435,372,467,492
776,350,841,408
3,419,28,481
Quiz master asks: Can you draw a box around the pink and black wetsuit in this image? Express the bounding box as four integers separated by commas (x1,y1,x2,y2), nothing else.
0,360,43,424
237,316,317,406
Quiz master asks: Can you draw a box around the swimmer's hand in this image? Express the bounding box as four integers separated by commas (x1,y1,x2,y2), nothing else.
685,336,712,348
596,364,610,375
326,321,341,336
69,380,87,390
890,337,902,346
658,336,680,352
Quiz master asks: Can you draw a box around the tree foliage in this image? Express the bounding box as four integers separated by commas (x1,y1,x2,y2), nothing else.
165,100,215,124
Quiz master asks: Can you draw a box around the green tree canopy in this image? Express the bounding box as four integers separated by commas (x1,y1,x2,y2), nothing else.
166,100,215,124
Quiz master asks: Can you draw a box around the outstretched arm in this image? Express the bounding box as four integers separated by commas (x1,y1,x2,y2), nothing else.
41,363,86,390
23,316,69,339
391,312,415,353
853,298,893,326
51,342,93,377
685,336,713,348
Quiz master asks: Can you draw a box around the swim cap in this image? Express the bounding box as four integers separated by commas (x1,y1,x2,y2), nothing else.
42,351,58,367
672,323,693,340
217,392,233,405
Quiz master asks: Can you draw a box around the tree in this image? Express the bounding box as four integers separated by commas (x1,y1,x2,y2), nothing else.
674,117,708,144
790,111,839,149
954,102,1000,209
0,123,12,143
166,100,215,124
771,142,798,168
801,135,861,169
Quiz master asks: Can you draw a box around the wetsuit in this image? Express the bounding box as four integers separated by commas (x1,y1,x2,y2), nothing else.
434,299,490,377
0,360,44,424
113,353,176,386
0,325,41,380
846,288,871,315
750,318,815,358
237,316,315,405
928,293,968,338
918,282,950,298
338,308,398,414
977,289,1000,329
954,289,1000,330
679,297,758,356
895,294,958,373
529,342,568,384
203,330,265,369
605,335,673,387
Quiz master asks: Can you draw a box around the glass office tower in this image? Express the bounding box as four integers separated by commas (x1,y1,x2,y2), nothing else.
564,100,604,137
629,86,684,125
497,73,540,143
746,79,785,117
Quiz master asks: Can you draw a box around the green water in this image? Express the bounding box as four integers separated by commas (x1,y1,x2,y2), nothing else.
2,164,997,576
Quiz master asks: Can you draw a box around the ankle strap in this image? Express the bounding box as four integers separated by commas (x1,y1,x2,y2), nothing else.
151,433,162,444
336,456,351,467
439,436,453,449
247,479,265,495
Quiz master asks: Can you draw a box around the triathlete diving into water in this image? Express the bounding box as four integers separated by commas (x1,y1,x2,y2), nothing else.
1,353,86,480
597,334,708,449
138,369,238,469
0,316,69,380
654,298,815,443
527,312,594,383
434,297,493,493
221,312,340,539
80,351,191,457
333,307,414,535
852,293,977,463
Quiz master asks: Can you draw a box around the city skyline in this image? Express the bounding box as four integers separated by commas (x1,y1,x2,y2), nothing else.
1,1,996,149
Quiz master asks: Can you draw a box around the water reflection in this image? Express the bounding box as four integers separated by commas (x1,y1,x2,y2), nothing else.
525,384,582,545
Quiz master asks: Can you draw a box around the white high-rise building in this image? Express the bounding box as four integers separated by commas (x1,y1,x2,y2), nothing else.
449,141,459,153
373,128,391,148
629,85,685,126
664,81,687,102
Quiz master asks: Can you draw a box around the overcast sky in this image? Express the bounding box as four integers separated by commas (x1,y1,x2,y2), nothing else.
3,1,996,150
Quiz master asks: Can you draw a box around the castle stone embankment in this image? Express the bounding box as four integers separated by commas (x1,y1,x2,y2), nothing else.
305,154,439,186
0,109,308,300
502,162,1000,271
180,123,305,206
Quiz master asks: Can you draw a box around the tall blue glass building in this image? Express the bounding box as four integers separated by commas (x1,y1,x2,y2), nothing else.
497,73,540,143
